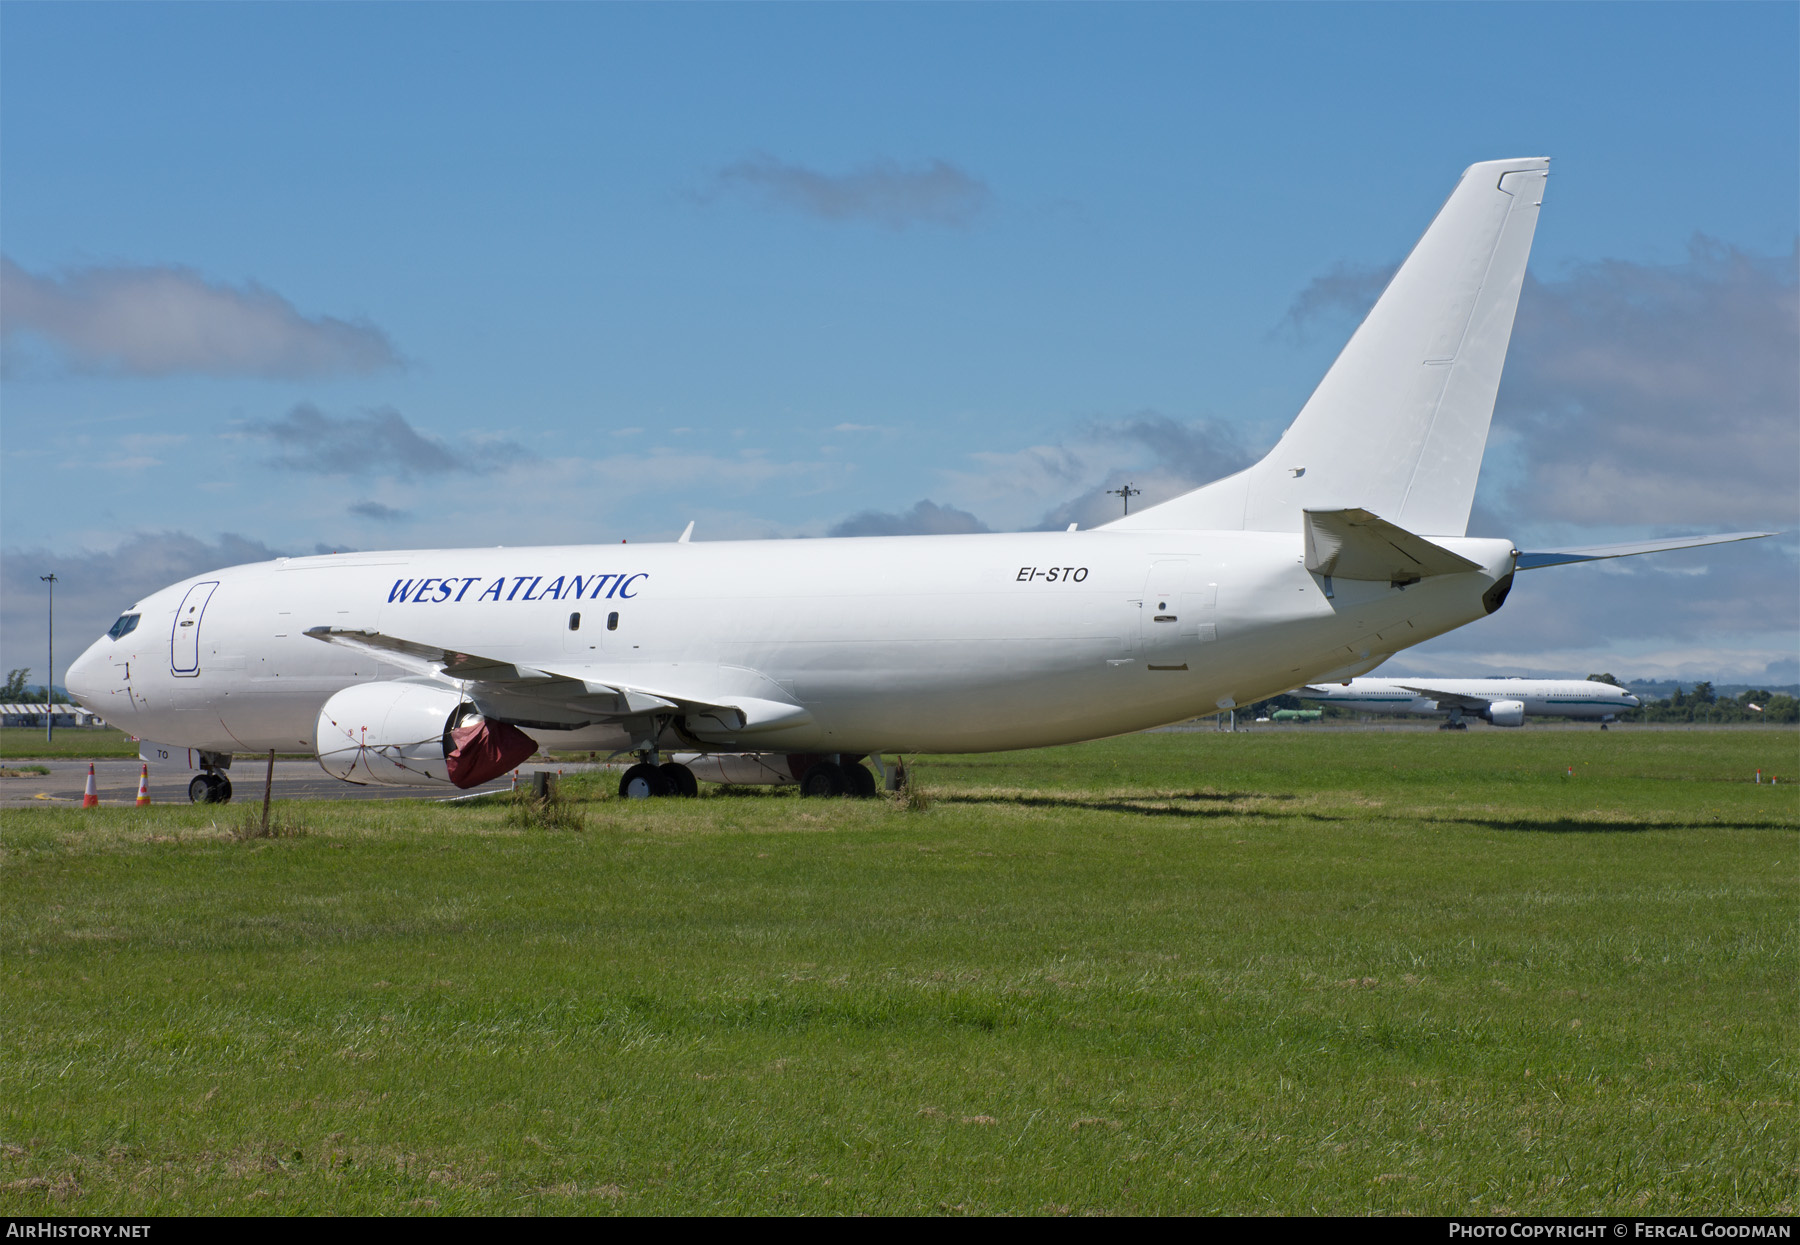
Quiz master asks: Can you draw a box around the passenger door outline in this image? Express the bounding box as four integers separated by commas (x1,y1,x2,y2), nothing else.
170,581,219,677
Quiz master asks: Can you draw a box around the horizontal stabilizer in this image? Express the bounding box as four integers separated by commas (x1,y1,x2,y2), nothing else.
1303,508,1483,584
1515,531,1776,570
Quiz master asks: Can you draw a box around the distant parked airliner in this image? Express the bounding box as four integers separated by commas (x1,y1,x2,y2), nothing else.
65,158,1769,801
1299,677,1641,728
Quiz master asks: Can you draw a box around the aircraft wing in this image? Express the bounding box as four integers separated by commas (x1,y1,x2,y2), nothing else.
304,626,568,684
1515,531,1775,570
1394,683,1498,712
304,627,810,733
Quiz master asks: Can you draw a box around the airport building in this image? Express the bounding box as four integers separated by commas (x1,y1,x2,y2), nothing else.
0,703,105,729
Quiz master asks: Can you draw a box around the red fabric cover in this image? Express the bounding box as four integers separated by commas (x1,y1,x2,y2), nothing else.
445,719,537,789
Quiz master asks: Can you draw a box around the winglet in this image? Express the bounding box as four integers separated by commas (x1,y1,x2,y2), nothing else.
678,521,695,544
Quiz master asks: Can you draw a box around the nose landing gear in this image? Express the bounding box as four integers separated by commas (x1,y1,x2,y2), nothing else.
185,750,236,802
188,773,233,803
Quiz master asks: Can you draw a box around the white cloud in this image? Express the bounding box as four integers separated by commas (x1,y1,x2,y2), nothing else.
525,448,838,501
710,154,990,230
935,412,1262,530
828,499,989,538
937,442,1087,523
1,258,402,378
1493,239,1798,529
66,431,189,475
1273,261,1395,344
245,404,530,479
348,500,410,523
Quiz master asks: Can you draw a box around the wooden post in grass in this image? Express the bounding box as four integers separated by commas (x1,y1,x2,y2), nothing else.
260,748,275,835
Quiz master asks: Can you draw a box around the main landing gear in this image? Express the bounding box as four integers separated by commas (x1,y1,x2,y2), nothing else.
799,759,879,799
614,752,882,800
618,758,698,799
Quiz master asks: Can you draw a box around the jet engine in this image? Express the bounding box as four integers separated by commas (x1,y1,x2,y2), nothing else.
1481,699,1526,728
316,681,478,787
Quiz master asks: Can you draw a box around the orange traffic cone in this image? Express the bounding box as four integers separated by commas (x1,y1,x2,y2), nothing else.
81,764,100,809
135,764,151,807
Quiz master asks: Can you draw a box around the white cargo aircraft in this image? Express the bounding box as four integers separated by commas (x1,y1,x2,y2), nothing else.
1298,677,1642,728
64,158,1770,802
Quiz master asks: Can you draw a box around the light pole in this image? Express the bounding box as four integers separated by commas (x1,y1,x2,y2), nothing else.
40,573,56,743
1106,483,1141,516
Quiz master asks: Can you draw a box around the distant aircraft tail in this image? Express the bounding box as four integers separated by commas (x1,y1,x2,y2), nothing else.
1109,157,1549,537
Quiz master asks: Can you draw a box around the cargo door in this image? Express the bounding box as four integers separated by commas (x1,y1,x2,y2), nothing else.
170,581,219,677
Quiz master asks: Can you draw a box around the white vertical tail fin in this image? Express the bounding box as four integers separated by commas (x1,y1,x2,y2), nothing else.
1110,157,1549,537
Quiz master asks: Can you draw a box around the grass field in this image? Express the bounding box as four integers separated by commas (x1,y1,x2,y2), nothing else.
3,729,1795,1215
0,727,140,760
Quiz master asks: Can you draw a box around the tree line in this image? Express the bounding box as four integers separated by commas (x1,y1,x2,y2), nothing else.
1585,674,1799,724
2,669,53,703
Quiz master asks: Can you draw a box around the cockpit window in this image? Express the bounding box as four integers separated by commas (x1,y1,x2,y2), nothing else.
107,613,140,640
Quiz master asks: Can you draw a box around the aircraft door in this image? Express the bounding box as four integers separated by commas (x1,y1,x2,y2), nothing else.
170,581,219,677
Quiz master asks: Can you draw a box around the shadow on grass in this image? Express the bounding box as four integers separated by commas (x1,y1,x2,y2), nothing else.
1431,815,1796,835
931,791,1794,836
933,790,1299,821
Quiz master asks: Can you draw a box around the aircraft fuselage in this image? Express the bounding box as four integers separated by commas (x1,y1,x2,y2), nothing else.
67,528,1516,758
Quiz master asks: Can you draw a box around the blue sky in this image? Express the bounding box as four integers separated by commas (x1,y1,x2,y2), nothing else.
3,3,1795,685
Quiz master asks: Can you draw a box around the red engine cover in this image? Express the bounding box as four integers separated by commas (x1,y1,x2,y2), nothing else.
445,719,538,788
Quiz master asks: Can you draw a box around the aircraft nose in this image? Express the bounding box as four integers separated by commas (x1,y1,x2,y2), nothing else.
1625,694,1641,708
64,637,111,712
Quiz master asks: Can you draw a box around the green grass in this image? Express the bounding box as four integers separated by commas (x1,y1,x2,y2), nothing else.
2,729,1795,1215
0,726,140,759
